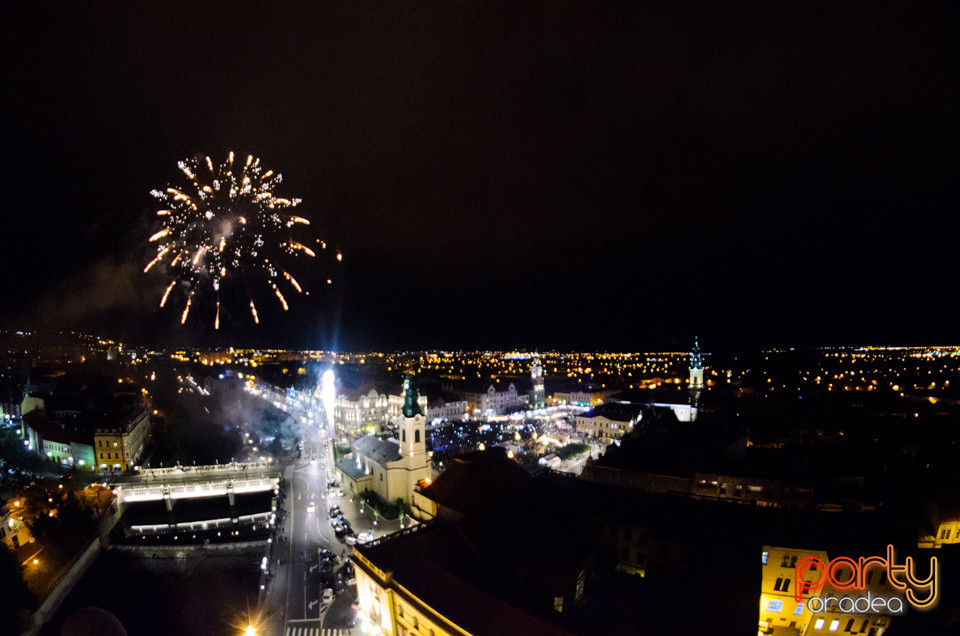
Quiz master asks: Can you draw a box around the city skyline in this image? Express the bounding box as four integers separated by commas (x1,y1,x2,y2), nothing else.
2,3,957,352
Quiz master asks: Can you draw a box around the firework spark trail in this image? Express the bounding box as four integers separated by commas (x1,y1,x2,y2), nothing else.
160,281,176,307
181,293,193,324
283,270,302,293
146,152,332,326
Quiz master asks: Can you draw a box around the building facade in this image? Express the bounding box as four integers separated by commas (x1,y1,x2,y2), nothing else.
574,403,645,439
95,406,150,473
336,374,432,506
463,383,520,416
530,355,545,410
424,396,467,423
337,386,391,433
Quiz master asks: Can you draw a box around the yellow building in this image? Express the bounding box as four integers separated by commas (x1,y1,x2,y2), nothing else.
759,545,901,635
94,406,150,473
574,403,643,440
336,374,432,506
918,500,960,549
759,545,829,634
352,524,575,636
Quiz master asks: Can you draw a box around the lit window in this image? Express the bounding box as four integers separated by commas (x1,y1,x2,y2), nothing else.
829,620,839,631
814,618,824,630
762,551,769,564
767,599,783,613
794,603,804,616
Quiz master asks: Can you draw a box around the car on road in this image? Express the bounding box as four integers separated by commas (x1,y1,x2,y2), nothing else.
322,588,334,604
307,502,316,513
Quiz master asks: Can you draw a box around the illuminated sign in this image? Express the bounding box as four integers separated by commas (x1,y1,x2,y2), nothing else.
795,545,938,611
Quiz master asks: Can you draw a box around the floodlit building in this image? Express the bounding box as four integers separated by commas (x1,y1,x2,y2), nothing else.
530,354,546,410
336,385,391,434
462,381,520,416
550,385,613,407
574,403,645,439
94,406,150,473
759,544,902,635
0,498,33,550
758,545,829,634
20,410,95,470
387,389,428,423
918,499,960,549
335,374,432,505
424,395,467,423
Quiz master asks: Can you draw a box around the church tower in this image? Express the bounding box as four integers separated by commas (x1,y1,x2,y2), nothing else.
531,354,545,410
399,372,428,473
689,337,705,389
689,337,704,412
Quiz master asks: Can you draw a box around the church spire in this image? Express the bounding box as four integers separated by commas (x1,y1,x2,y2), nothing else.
401,372,424,418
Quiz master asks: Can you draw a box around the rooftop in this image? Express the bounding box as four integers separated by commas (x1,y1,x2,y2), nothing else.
353,434,401,466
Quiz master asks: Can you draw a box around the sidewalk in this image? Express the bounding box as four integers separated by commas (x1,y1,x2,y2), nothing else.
256,464,294,636
325,488,416,547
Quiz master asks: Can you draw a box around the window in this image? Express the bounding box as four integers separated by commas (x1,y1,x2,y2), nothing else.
762,551,769,565
402,430,406,442
794,603,804,616
767,599,783,613
415,430,420,443
829,620,839,632
814,619,825,630
845,619,854,632
774,577,791,592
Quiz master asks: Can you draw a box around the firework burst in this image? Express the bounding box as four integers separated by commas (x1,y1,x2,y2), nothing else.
146,153,331,327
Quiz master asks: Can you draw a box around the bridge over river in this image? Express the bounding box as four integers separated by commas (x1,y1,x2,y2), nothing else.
112,461,281,510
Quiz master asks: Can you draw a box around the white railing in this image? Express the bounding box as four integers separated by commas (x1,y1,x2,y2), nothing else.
117,477,278,503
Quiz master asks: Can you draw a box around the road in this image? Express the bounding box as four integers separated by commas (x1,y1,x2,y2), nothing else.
276,392,354,636
249,382,364,636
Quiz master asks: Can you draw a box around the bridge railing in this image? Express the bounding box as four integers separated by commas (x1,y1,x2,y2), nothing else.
133,460,275,480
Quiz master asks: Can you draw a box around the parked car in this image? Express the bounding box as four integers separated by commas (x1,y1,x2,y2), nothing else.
322,588,334,604
345,535,357,545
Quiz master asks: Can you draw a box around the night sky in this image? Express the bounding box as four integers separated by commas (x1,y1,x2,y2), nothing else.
2,2,957,352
